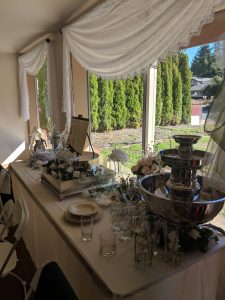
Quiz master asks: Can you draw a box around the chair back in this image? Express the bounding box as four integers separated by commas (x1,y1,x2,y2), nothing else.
0,197,29,278
0,199,14,240
14,198,29,241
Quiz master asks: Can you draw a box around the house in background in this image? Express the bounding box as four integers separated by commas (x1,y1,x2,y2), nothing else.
191,99,210,125
191,76,212,99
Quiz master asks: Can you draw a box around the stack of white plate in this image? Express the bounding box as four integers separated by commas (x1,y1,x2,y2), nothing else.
64,201,102,223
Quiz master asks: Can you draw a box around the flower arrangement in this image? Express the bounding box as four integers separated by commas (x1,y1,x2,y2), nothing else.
42,159,104,181
155,223,219,254
131,154,161,176
178,226,219,252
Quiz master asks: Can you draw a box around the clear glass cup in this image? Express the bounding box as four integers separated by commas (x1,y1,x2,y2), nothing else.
119,207,133,242
135,234,153,268
99,230,116,257
81,216,94,242
130,205,145,234
110,205,122,232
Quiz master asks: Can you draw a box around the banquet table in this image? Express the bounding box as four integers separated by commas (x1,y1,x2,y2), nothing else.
10,161,225,300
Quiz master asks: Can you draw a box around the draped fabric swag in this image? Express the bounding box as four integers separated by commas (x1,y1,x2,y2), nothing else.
18,41,48,121
18,0,225,124
62,0,225,126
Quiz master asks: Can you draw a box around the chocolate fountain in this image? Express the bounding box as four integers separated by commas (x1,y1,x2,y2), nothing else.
138,135,225,224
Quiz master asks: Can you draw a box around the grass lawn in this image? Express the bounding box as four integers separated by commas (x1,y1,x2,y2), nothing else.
98,126,210,169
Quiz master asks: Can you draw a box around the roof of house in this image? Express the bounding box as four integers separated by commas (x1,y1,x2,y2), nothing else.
192,76,212,82
191,76,213,92
191,84,206,92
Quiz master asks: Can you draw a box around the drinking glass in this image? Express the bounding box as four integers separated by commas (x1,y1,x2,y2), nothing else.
110,205,122,232
99,230,116,257
119,210,133,242
81,216,93,242
135,234,153,268
130,205,144,234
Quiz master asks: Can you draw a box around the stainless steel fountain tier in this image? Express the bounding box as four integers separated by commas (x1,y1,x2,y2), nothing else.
138,173,225,224
138,135,225,224
160,135,205,202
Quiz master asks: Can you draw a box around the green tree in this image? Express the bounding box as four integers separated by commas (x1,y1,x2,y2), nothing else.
155,64,163,125
37,60,49,130
126,77,142,128
172,58,182,125
179,52,191,124
161,58,173,125
112,80,127,129
108,79,114,129
135,75,144,108
98,78,112,131
191,44,222,77
89,74,99,131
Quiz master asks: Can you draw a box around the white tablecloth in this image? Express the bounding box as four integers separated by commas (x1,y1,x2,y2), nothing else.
10,162,225,300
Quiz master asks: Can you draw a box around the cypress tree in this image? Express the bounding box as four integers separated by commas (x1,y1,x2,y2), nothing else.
108,79,114,129
161,58,173,125
155,63,163,126
135,75,144,108
179,52,191,124
126,77,142,128
37,60,49,130
172,58,182,125
98,78,112,131
112,80,127,129
89,73,99,131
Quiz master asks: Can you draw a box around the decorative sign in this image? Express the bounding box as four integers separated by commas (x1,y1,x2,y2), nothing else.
66,116,89,155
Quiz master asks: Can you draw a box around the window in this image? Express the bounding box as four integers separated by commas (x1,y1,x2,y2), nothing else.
36,60,51,134
88,73,145,175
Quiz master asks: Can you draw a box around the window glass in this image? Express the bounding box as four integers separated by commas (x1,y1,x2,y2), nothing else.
36,60,51,136
89,74,144,176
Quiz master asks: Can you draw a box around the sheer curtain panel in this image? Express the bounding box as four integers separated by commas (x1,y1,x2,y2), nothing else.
18,41,48,121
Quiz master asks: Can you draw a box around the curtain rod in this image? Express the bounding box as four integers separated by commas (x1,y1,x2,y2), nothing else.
19,33,54,54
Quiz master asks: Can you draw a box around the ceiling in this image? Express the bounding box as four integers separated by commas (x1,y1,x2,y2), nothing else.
0,0,101,54
0,1,224,54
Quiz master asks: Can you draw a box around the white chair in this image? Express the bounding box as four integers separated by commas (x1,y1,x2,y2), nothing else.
0,167,12,225
0,199,14,240
0,197,29,297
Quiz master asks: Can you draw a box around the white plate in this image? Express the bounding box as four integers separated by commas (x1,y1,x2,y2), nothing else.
68,202,97,217
64,205,102,224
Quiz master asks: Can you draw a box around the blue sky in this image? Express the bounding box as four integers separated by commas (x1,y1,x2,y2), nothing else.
184,42,215,66
184,46,200,66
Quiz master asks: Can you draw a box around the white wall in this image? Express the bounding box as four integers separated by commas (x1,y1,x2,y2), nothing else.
191,115,200,126
0,53,28,167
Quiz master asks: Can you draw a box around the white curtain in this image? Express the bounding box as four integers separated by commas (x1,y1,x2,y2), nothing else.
215,38,225,70
47,41,60,126
62,0,225,123
18,41,48,121
62,43,74,126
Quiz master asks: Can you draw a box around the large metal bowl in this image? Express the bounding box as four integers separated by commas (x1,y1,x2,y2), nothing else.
138,173,225,225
